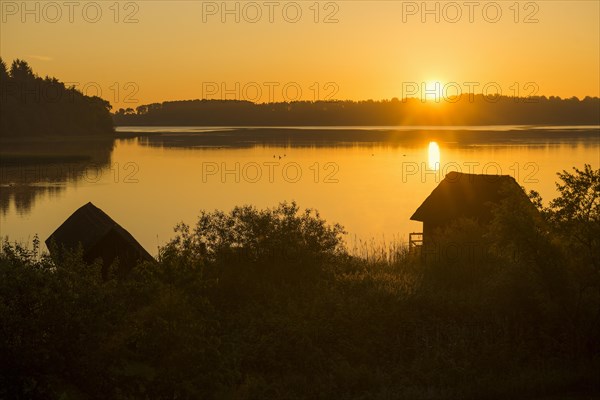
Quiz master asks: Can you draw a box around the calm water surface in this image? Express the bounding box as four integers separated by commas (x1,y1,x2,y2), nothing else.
1,126,598,255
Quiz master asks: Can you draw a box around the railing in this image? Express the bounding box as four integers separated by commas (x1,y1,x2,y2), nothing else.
409,232,423,252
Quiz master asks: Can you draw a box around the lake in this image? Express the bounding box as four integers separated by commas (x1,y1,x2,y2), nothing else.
1,126,598,256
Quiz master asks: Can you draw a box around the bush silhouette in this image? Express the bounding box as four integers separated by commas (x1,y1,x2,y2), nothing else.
1,167,599,399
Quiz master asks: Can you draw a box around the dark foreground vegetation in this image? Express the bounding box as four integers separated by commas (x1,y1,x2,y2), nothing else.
0,58,114,137
113,96,600,126
1,165,599,399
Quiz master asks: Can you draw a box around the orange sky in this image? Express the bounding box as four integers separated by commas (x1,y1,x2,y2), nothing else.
2,1,599,108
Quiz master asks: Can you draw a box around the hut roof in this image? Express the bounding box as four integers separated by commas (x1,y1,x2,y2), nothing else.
45,202,153,262
410,171,525,223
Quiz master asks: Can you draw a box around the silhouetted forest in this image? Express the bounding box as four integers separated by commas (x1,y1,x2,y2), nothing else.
1,165,599,399
0,59,114,137
113,96,600,126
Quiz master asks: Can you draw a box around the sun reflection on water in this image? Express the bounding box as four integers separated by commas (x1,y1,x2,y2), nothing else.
428,141,441,171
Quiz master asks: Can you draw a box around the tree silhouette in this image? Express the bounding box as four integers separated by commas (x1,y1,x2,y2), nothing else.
112,96,600,127
0,58,114,137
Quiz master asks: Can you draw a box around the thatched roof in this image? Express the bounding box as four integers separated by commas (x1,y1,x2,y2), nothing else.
45,202,153,262
410,172,525,224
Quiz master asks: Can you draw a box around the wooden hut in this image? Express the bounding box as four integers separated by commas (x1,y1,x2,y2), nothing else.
46,202,153,278
410,171,529,248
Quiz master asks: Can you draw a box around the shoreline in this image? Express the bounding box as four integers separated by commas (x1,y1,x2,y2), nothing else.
0,125,597,147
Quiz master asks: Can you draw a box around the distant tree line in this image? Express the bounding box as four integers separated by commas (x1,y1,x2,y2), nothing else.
0,59,114,137
113,96,600,126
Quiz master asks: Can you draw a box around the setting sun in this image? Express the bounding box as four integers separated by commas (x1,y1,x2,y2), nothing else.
1,1,599,398
423,81,445,102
